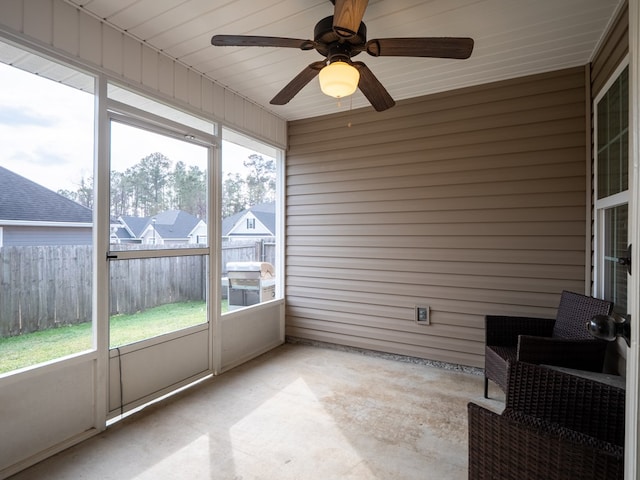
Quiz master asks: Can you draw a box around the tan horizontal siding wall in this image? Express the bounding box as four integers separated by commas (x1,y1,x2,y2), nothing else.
0,0,286,147
286,67,588,367
591,1,629,97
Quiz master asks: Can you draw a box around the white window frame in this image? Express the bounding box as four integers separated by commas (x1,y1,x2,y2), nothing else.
593,57,630,301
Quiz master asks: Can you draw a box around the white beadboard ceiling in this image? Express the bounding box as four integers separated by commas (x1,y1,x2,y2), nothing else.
66,0,623,121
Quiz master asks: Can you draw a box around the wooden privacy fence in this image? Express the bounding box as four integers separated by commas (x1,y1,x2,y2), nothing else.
0,246,209,337
0,242,275,337
0,246,93,337
109,254,206,317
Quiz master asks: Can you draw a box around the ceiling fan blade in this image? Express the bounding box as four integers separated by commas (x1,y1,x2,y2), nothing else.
352,62,395,112
366,37,474,59
211,35,315,50
270,61,326,105
333,0,369,38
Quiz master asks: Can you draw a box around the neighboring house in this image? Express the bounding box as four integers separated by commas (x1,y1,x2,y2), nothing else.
110,215,147,244
112,210,207,246
0,166,92,247
222,202,275,244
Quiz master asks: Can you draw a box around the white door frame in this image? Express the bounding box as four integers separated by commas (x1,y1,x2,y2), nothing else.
627,0,640,477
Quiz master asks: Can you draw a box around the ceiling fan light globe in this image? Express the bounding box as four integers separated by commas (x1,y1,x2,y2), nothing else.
319,61,360,98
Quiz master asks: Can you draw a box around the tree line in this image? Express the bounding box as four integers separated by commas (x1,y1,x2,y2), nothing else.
59,152,276,219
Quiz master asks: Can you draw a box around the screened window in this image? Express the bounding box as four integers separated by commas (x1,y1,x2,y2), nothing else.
597,66,629,200
108,120,209,251
221,129,281,313
0,46,95,374
602,204,628,311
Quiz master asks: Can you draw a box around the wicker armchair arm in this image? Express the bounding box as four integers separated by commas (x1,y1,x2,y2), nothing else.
468,402,624,480
516,335,607,371
505,362,625,445
485,315,555,346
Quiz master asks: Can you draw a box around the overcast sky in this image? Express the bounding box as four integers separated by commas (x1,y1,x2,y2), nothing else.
0,62,263,195
0,62,94,192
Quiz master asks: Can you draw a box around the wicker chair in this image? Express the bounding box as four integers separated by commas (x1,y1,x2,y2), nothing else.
468,362,625,480
484,290,612,398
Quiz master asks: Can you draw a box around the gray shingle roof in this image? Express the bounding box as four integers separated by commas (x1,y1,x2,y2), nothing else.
112,226,133,239
118,210,202,239
0,166,92,223
119,215,150,237
152,210,201,238
222,202,275,236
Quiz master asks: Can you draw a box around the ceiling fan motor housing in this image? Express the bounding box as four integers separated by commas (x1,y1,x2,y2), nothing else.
314,16,366,58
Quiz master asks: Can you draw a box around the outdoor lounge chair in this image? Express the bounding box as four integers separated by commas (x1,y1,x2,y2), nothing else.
483,290,612,398
468,361,625,480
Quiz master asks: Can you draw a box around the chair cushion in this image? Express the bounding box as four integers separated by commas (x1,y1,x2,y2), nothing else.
485,345,516,392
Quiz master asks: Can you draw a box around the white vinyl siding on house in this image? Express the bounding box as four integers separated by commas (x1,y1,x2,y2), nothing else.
190,223,208,244
286,66,589,368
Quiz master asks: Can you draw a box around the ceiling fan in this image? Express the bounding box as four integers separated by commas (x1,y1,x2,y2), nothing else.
210,0,474,112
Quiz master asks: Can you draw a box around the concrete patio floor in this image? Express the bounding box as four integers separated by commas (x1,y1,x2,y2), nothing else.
10,342,504,479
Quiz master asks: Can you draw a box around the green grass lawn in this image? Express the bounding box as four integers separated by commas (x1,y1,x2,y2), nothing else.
0,300,224,374
0,322,93,374
110,301,207,347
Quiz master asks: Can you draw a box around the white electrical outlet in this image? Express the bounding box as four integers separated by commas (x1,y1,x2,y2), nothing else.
415,306,430,325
